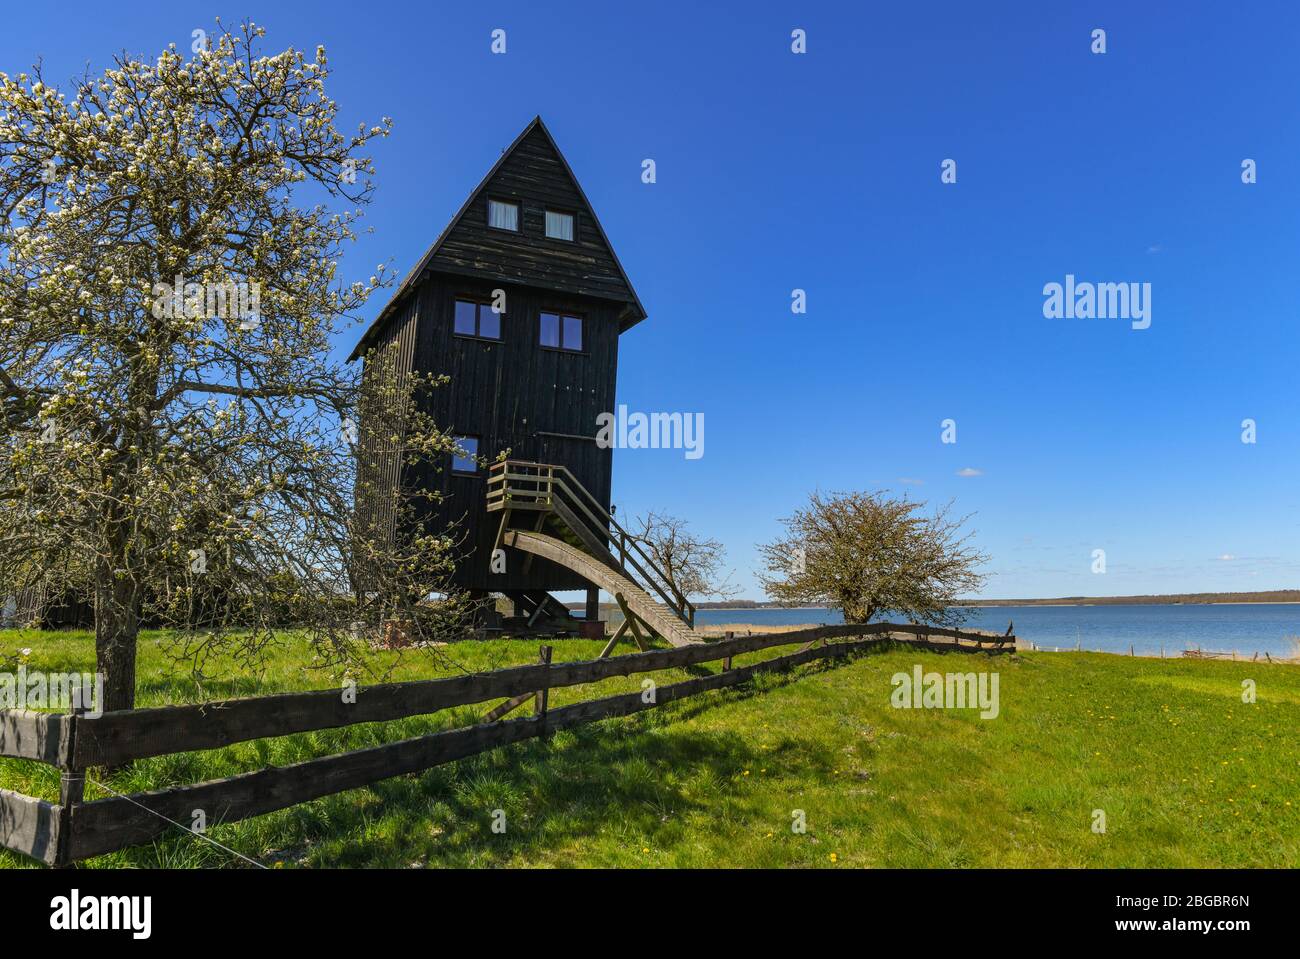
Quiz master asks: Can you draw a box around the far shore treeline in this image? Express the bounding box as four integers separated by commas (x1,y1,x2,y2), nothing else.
663,590,1300,611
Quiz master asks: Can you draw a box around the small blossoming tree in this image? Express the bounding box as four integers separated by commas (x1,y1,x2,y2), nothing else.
758,491,988,627
0,22,469,711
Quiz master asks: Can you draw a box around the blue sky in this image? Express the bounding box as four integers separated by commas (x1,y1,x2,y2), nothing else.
6,1,1300,599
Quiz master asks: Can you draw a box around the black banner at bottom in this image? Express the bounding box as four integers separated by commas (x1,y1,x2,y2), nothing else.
0,867,1279,945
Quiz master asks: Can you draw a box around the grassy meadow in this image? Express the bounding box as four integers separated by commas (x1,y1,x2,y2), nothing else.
1,628,1296,869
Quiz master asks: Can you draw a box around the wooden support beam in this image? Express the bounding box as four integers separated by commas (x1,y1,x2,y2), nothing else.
526,592,548,628
484,646,553,724
493,508,512,552
615,593,650,652
623,614,646,652
629,611,658,649
481,690,535,724
534,645,552,737
599,620,631,659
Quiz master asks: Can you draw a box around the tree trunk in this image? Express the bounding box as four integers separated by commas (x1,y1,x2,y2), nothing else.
841,595,874,625
94,564,139,714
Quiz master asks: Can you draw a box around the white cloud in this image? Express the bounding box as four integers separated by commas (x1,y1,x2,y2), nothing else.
897,477,924,486
1216,553,1236,561
956,467,983,477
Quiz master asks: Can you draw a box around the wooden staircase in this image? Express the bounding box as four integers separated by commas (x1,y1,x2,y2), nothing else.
503,529,698,647
487,460,701,647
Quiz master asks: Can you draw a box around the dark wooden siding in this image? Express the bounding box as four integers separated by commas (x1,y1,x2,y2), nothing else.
408,272,619,592
427,126,637,308
354,296,419,579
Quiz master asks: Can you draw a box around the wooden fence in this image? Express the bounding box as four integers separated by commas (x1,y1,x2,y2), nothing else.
0,622,1014,866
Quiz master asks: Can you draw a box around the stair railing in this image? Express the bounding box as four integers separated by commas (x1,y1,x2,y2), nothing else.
488,460,696,629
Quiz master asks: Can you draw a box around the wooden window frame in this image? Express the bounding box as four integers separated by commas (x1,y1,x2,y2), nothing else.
544,208,576,242
486,197,520,233
538,309,586,354
452,296,503,342
451,435,482,476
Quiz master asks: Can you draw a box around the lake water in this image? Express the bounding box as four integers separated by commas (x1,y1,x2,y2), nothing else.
692,604,1300,659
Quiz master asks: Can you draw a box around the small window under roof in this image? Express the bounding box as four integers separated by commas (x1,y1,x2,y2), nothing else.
487,199,519,231
545,210,574,241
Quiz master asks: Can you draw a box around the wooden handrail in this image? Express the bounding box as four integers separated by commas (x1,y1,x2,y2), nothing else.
489,460,696,625
529,461,687,619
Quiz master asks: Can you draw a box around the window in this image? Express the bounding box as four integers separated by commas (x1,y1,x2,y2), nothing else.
539,312,583,352
487,199,519,231
562,314,583,351
453,299,501,340
545,210,574,241
452,436,479,474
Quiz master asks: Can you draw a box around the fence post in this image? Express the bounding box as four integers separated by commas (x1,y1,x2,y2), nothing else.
722,631,733,671
534,645,553,738
53,705,85,869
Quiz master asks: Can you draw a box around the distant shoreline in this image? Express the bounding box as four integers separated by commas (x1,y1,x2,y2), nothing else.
954,600,1300,608
575,591,1300,614
689,590,1300,610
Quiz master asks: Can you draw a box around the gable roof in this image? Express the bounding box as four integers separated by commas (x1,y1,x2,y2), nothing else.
348,116,646,362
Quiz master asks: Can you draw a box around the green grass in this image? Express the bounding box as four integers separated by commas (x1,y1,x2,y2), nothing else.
1,629,1297,868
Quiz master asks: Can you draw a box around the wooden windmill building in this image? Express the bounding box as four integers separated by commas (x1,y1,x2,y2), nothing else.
351,118,698,646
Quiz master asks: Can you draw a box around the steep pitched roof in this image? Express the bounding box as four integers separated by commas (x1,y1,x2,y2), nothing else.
348,117,646,362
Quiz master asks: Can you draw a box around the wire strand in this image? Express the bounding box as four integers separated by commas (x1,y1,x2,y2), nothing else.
84,775,269,869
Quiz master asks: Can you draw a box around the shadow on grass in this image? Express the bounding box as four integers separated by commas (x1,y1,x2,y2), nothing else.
96,653,869,869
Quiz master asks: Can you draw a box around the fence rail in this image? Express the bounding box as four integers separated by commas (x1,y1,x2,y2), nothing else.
0,622,1014,866
0,710,68,764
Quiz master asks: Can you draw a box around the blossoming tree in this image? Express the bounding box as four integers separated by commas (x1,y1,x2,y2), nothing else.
758,491,988,627
0,22,468,712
